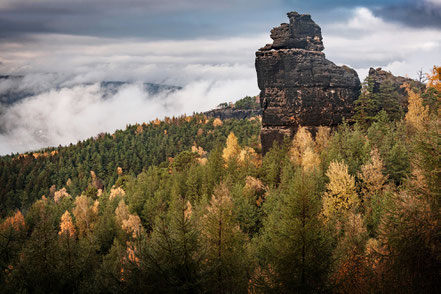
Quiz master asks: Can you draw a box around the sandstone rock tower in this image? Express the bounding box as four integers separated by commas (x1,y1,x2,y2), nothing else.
256,12,361,154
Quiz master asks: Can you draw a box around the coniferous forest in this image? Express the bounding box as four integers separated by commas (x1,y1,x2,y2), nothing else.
0,69,440,293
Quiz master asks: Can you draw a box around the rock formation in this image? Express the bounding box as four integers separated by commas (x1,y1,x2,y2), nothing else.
256,12,361,154
368,67,421,92
367,67,424,109
204,107,261,120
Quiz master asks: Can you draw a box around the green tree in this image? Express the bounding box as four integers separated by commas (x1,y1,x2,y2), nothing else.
126,194,203,293
253,169,333,293
199,183,250,293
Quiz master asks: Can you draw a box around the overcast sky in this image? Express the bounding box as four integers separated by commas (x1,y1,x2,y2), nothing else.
0,0,440,154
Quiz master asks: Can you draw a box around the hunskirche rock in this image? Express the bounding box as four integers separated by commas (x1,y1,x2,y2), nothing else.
256,12,361,154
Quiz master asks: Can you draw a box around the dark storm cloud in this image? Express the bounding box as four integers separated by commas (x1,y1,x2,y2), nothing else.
0,0,409,40
0,0,279,39
375,0,441,29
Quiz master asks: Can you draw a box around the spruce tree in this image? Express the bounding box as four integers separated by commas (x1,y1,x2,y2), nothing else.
253,169,333,293
199,183,250,293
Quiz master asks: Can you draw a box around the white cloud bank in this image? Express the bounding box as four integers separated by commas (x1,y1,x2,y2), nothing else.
0,79,256,155
1,7,441,155
0,35,269,154
323,7,441,79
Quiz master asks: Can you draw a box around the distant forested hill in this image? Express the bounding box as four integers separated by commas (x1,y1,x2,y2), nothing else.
0,114,260,215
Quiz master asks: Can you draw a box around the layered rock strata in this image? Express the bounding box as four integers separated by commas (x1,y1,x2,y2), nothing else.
256,12,361,154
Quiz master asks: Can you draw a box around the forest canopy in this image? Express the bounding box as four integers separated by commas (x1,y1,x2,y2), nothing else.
0,69,440,293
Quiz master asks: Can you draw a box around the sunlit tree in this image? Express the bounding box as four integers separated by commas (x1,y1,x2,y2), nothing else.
323,161,359,221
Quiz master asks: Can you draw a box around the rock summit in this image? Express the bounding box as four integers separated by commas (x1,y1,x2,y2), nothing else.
256,12,361,154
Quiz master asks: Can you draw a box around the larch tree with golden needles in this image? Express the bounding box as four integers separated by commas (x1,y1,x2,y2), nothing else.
73,195,98,238
358,148,388,201
332,212,371,293
58,210,77,276
59,210,76,238
289,127,321,172
427,65,441,92
222,132,241,167
322,161,359,221
358,148,388,233
404,83,429,131
289,126,314,165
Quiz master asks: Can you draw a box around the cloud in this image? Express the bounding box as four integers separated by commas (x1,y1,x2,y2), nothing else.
0,33,269,84
375,0,441,29
0,0,281,39
0,78,256,155
323,7,441,79
0,32,271,154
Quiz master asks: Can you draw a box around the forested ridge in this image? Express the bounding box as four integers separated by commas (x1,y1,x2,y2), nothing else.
0,110,260,215
0,69,440,293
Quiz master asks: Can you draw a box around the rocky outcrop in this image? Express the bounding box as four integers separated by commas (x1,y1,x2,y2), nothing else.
368,67,424,109
256,12,361,154
368,67,420,92
368,67,426,95
204,108,261,120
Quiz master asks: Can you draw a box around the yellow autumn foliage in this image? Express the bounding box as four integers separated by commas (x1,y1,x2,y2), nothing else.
315,126,331,153
115,200,130,223
115,200,144,238
197,157,208,166
122,215,142,238
109,186,126,200
301,146,321,172
358,148,388,201
238,146,260,167
404,83,429,131
213,118,223,127
184,200,192,220
135,124,143,135
59,210,76,238
245,176,265,194
427,65,441,92
73,195,97,236
54,187,70,203
192,145,207,157
1,210,25,231
323,161,359,220
222,132,241,165
289,126,314,165
289,127,321,171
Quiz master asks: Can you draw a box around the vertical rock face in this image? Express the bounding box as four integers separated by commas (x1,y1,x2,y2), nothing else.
256,12,361,154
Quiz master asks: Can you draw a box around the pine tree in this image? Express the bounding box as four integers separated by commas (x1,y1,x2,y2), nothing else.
354,77,379,127
0,210,26,286
126,194,203,293
199,183,249,293
253,169,333,293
